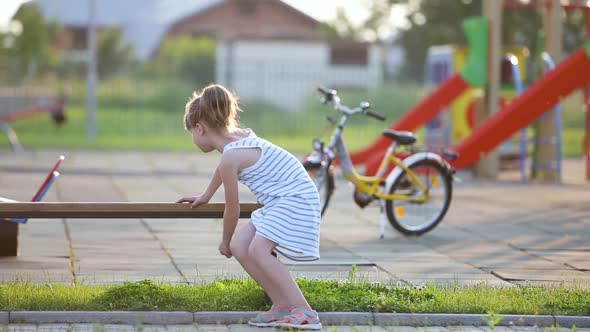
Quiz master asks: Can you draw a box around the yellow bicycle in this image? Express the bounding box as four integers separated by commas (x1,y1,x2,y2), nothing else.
303,87,457,236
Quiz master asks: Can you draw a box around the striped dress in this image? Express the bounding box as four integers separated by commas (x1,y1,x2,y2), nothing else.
223,130,321,261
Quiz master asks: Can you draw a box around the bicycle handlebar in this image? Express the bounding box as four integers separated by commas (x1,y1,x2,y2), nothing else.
317,86,386,121
317,86,336,103
365,110,386,121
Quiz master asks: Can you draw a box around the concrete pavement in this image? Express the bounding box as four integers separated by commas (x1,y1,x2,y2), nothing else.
0,150,589,287
0,323,586,331
1,311,590,331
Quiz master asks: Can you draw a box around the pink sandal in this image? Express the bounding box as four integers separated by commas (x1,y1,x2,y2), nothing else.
247,305,291,327
273,308,322,330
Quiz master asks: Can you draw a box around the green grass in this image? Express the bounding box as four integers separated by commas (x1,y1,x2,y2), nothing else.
0,104,388,153
0,79,586,157
2,105,194,151
0,279,589,315
562,128,585,158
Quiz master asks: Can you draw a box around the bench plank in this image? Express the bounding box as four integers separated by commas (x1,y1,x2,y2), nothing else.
0,202,260,219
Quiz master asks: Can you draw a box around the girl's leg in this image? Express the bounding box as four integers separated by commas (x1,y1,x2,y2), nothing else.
230,221,283,305
248,234,311,310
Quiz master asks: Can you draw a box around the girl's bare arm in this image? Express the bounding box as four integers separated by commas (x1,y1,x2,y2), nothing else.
218,152,241,247
203,167,223,199
176,167,222,206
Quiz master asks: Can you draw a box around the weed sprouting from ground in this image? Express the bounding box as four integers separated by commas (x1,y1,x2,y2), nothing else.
483,311,503,331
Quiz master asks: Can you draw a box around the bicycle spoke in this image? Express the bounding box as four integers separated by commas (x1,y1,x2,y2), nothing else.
386,160,452,235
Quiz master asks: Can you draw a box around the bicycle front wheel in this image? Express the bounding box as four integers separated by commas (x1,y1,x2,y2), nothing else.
304,162,335,216
385,159,452,236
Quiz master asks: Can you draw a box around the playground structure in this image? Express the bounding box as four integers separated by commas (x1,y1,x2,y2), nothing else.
349,0,590,183
422,45,540,169
502,52,563,182
0,87,67,151
451,46,590,168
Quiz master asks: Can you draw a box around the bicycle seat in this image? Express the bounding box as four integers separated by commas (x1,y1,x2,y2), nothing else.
382,130,416,145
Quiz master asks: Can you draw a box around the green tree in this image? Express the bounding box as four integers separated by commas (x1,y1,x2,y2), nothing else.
562,8,588,54
97,27,134,78
322,0,393,41
389,0,585,81
391,0,482,80
150,36,215,85
10,3,61,82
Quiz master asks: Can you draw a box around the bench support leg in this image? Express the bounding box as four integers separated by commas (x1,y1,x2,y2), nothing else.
0,220,18,256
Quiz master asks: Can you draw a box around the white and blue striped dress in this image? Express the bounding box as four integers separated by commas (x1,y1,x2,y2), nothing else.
223,130,321,261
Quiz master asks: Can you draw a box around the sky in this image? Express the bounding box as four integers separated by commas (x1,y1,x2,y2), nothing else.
0,0,29,29
0,0,408,36
283,0,406,25
284,0,409,38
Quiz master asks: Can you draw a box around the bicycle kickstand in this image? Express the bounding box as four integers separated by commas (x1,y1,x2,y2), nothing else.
379,200,386,239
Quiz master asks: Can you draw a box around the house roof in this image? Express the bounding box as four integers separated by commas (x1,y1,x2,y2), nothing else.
29,0,223,60
27,0,320,61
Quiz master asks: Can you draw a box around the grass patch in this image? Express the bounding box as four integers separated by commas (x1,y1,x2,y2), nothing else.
0,104,389,153
0,80,586,157
0,279,589,315
1,105,194,152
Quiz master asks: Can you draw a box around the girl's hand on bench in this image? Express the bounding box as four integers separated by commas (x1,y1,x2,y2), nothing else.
175,195,210,208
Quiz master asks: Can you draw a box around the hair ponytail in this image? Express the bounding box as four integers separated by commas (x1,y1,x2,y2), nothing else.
184,84,242,131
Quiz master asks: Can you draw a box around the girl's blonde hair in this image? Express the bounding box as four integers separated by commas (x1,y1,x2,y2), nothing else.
184,84,242,131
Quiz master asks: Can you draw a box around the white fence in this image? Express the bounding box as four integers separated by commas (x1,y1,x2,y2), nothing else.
216,40,384,111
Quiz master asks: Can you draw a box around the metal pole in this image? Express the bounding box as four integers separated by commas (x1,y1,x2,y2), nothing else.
86,0,97,142
533,0,561,183
477,0,502,179
585,7,590,181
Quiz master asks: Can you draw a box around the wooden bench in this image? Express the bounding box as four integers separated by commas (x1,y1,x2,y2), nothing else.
0,202,260,256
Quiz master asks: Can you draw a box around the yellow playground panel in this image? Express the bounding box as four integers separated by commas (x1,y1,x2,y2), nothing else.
450,46,530,145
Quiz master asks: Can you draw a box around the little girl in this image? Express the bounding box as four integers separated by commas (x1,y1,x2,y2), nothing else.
176,84,322,330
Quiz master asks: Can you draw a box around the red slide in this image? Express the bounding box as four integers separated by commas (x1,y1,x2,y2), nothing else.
450,48,590,169
351,74,470,174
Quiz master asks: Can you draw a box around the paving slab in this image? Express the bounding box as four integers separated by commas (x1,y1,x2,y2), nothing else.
69,323,100,332
9,312,193,325
1,151,590,287
449,326,486,332
525,249,590,268
479,328,513,332
197,325,230,332
36,323,70,332
490,268,590,282
167,325,199,332
4,324,38,331
102,324,136,332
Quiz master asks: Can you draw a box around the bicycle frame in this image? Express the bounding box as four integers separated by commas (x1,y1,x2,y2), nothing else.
322,114,429,203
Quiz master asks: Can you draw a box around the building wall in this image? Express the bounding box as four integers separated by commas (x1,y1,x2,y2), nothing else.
216,40,384,111
167,0,319,40
52,26,112,62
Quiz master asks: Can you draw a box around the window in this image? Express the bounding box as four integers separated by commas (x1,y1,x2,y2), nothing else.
70,27,88,50
330,43,368,65
237,0,257,15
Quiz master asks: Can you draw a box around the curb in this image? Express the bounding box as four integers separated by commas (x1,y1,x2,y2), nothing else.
2,312,590,327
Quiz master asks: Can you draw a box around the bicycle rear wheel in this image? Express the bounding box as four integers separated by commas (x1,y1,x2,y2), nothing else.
385,159,452,236
304,162,335,216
